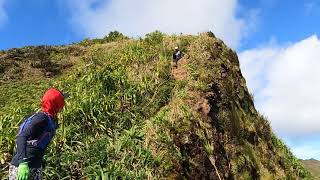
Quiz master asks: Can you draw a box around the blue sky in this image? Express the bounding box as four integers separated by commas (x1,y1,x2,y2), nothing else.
1,0,320,50
239,0,320,50
0,0,319,160
0,1,81,49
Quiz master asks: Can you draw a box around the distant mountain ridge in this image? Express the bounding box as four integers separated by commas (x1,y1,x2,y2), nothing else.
300,159,320,179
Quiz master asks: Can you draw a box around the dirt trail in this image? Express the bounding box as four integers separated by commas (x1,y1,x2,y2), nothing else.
172,57,188,81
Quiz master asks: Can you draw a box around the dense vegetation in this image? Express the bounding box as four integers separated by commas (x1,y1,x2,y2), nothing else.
0,31,312,179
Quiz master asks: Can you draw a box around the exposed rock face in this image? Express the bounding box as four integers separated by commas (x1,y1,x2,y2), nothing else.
160,33,311,179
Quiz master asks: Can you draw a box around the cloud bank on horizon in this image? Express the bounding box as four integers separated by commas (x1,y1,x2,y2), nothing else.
0,0,7,28
239,35,320,137
64,0,257,48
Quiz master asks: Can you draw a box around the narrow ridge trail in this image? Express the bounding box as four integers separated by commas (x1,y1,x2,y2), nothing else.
170,56,225,179
172,57,188,81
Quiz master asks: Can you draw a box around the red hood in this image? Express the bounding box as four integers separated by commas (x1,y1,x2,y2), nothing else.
41,88,65,117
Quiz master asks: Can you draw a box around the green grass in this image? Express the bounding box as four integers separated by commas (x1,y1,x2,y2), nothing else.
0,32,312,179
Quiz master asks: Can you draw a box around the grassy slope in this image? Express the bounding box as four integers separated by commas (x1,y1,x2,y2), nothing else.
301,159,320,179
0,32,312,179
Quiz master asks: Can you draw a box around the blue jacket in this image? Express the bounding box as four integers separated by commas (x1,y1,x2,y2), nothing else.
10,112,58,168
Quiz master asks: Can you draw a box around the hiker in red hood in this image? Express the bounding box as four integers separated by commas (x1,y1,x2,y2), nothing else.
9,88,69,180
42,88,66,118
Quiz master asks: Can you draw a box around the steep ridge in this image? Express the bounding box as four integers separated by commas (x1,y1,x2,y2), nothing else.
0,32,312,179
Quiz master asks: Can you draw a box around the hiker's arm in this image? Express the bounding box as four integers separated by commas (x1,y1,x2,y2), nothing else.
16,116,48,163
15,135,28,164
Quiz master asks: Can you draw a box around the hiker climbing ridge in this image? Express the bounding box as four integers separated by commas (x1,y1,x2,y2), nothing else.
171,46,188,81
172,46,182,67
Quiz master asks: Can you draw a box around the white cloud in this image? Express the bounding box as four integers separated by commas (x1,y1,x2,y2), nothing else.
239,35,320,136
0,0,7,28
304,1,318,15
239,45,281,96
64,0,257,48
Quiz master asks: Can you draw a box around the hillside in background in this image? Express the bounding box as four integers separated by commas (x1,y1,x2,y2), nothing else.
300,159,320,179
0,31,312,179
